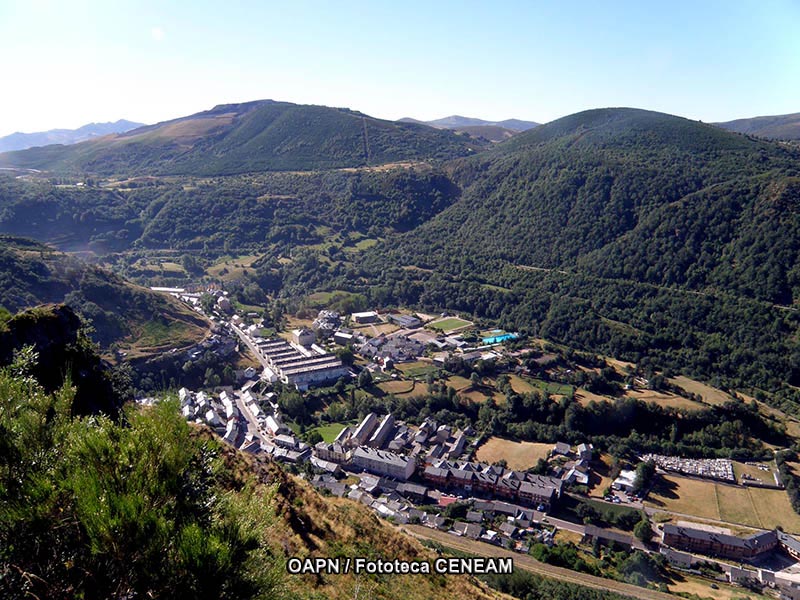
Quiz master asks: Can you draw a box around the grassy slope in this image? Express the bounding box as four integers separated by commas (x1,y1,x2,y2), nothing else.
0,236,208,356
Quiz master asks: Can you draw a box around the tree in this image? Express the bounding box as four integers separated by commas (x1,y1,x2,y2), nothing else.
633,460,656,494
470,372,481,387
358,369,373,388
633,516,653,543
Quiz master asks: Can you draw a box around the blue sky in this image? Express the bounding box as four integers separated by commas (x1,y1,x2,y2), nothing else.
0,0,798,136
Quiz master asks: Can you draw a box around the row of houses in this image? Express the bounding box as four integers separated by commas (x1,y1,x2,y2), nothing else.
423,460,563,510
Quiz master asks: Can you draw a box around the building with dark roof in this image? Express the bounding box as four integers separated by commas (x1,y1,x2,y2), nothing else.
662,524,778,560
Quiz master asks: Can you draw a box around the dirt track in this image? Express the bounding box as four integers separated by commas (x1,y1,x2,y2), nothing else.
402,525,676,600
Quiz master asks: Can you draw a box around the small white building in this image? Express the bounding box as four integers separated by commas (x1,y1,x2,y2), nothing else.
292,328,316,347
612,469,638,493
352,311,379,324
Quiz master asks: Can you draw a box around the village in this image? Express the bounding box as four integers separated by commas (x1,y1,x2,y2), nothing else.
154,287,800,599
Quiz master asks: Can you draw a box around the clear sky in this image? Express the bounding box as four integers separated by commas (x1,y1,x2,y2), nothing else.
1,0,798,137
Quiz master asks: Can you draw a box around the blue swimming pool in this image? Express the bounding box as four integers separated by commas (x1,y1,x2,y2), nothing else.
482,332,518,344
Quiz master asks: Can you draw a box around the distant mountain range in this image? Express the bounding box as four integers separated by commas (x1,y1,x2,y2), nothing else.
0,119,144,153
398,115,539,142
715,112,800,140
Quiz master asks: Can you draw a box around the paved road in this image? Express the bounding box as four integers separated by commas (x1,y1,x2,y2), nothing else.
403,525,676,600
230,323,271,371
232,390,265,441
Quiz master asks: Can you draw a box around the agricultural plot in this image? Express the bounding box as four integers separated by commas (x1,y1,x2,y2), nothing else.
668,574,772,600
624,388,706,411
508,374,535,394
395,361,439,379
668,375,731,405
645,475,721,520
377,380,417,396
474,437,552,470
206,254,262,280
311,422,353,443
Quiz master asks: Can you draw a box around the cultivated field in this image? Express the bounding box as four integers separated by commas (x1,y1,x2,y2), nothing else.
623,388,706,411
474,437,552,470
446,374,473,390
669,375,730,405
508,374,536,394
646,475,722,520
311,422,353,443
377,380,417,396
395,361,439,379
574,388,611,406
668,574,772,600
206,254,262,281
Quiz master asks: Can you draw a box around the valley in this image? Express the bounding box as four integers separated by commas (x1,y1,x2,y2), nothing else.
4,100,800,599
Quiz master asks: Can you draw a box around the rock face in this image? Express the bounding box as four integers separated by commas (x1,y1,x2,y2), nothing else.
0,304,125,416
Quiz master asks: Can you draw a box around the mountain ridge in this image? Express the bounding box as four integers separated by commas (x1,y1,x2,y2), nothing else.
716,111,800,141
0,119,144,152
0,100,483,176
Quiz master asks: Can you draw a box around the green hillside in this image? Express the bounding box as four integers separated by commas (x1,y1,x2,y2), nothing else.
0,100,482,176
0,168,460,255
0,236,209,354
301,109,800,405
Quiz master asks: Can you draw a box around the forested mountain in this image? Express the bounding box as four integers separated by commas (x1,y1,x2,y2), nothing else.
0,100,482,176
308,108,800,403
374,108,800,303
0,167,460,254
716,111,800,140
0,119,144,152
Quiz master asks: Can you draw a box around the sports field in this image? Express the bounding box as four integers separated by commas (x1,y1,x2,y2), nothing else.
428,317,472,332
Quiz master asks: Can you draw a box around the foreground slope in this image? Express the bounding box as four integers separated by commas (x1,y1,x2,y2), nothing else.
0,100,481,176
0,322,500,600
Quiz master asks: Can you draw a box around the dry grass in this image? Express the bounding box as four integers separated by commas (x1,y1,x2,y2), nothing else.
668,574,771,600
646,474,800,533
645,475,721,520
446,375,473,390
508,374,536,394
574,388,612,406
377,380,417,395
474,437,552,470
716,484,762,528
669,375,730,405
588,453,615,498
624,388,706,411
748,486,800,533
206,254,262,281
